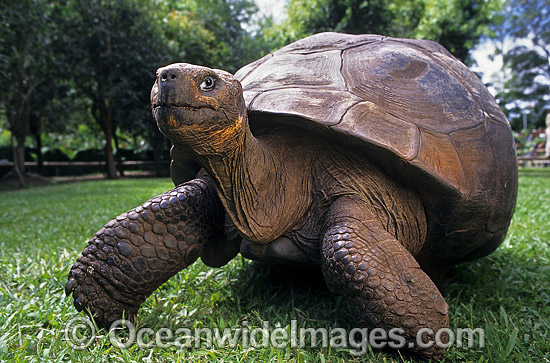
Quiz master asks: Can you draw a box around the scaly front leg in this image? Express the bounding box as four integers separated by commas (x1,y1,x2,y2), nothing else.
320,196,448,360
65,175,231,328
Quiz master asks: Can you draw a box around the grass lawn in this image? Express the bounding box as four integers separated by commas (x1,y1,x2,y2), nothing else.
0,169,549,362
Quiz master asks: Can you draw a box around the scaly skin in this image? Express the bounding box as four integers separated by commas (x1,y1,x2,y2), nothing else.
65,176,225,328
321,196,449,360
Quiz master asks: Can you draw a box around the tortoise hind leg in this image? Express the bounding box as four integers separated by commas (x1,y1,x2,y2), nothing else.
320,196,448,360
65,175,231,328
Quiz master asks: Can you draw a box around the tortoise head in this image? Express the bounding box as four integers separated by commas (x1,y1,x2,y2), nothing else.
151,63,247,154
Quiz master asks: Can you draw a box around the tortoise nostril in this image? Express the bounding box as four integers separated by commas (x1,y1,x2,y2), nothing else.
160,71,177,81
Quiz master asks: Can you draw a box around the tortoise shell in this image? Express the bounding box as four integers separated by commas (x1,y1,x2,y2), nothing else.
234,32,518,263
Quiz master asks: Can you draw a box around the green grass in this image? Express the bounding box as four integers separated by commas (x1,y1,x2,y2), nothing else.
0,170,549,362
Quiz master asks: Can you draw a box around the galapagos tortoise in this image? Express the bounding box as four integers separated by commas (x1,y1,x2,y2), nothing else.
66,32,517,359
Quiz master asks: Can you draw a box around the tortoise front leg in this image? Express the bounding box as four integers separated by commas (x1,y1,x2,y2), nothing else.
320,196,448,360
65,175,229,328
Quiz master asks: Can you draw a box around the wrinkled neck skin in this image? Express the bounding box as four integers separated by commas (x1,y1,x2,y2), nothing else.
175,113,308,243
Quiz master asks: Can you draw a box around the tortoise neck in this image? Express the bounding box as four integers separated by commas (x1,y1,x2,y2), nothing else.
197,117,287,241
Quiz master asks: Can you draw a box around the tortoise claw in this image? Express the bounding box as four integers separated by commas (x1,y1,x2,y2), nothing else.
74,295,84,311
65,278,76,296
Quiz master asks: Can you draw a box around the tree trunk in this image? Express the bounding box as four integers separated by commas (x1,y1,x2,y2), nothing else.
30,115,44,175
103,16,117,180
6,90,32,186
104,107,117,179
113,128,125,177
36,131,44,175
11,134,26,187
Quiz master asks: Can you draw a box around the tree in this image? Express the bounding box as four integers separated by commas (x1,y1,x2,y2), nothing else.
53,0,172,178
286,0,423,37
415,0,502,63
263,0,500,63
27,77,74,175
491,0,549,129
158,0,260,72
51,0,261,179
0,0,61,185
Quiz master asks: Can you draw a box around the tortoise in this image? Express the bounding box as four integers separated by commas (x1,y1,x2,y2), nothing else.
66,32,517,359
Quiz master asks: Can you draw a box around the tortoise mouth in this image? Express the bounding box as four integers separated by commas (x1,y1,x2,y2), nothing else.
152,103,198,111
152,104,200,115
152,104,201,130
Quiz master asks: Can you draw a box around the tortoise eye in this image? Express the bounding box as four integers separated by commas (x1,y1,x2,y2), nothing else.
200,76,216,91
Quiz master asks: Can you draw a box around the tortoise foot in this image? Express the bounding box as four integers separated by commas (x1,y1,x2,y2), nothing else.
65,233,147,328
65,177,225,329
66,249,141,328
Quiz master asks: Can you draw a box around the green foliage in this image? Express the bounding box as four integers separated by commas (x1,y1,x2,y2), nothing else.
0,0,66,177
415,0,502,62
0,0,263,179
41,124,104,160
0,0,55,111
0,170,549,361
261,0,421,51
0,129,10,149
288,0,424,36
263,0,501,63
156,0,261,72
53,0,165,130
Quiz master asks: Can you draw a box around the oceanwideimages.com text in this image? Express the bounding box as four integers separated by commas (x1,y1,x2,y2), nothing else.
65,317,485,355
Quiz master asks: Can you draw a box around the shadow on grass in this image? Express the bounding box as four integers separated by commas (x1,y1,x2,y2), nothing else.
226,254,513,324
229,260,350,324
192,248,511,322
